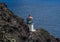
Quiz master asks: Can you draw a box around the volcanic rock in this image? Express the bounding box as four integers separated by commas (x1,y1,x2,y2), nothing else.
0,3,60,42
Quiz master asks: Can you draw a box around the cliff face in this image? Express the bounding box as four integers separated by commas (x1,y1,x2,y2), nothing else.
0,3,29,42
28,29,60,42
0,3,60,42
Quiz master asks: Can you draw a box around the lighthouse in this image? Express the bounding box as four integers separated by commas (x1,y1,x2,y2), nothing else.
27,15,36,32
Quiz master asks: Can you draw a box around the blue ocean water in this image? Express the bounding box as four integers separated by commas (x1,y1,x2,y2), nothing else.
10,4,60,38
0,0,60,38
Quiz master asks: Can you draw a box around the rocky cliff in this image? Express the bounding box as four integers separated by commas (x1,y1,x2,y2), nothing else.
0,3,60,42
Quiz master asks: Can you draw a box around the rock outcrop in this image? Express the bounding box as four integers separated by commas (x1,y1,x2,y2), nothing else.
28,29,60,42
0,3,29,42
0,3,60,42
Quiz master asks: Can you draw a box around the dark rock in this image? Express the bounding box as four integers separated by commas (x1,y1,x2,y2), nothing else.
0,3,60,42
0,3,29,42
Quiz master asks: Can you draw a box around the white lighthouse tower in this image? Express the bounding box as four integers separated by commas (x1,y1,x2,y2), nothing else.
27,15,36,32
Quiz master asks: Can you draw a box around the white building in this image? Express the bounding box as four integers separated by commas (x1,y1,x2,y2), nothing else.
27,15,36,32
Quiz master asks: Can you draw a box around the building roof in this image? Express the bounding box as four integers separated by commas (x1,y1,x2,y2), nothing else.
28,15,33,19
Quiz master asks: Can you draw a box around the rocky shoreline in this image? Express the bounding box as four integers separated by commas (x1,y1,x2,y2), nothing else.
0,3,60,42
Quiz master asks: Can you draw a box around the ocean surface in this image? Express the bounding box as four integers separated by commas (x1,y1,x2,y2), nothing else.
0,0,60,38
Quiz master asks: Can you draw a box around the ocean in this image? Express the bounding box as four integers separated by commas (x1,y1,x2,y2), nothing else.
4,0,60,38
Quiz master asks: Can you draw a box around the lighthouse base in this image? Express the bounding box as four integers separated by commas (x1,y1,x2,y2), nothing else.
28,24,36,32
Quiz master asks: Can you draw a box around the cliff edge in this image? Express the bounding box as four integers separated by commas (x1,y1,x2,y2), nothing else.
0,3,60,42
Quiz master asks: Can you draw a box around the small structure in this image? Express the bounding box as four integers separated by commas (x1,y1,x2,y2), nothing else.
27,15,36,32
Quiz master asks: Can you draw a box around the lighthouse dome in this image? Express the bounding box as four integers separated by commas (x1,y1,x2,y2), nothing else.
28,15,33,19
